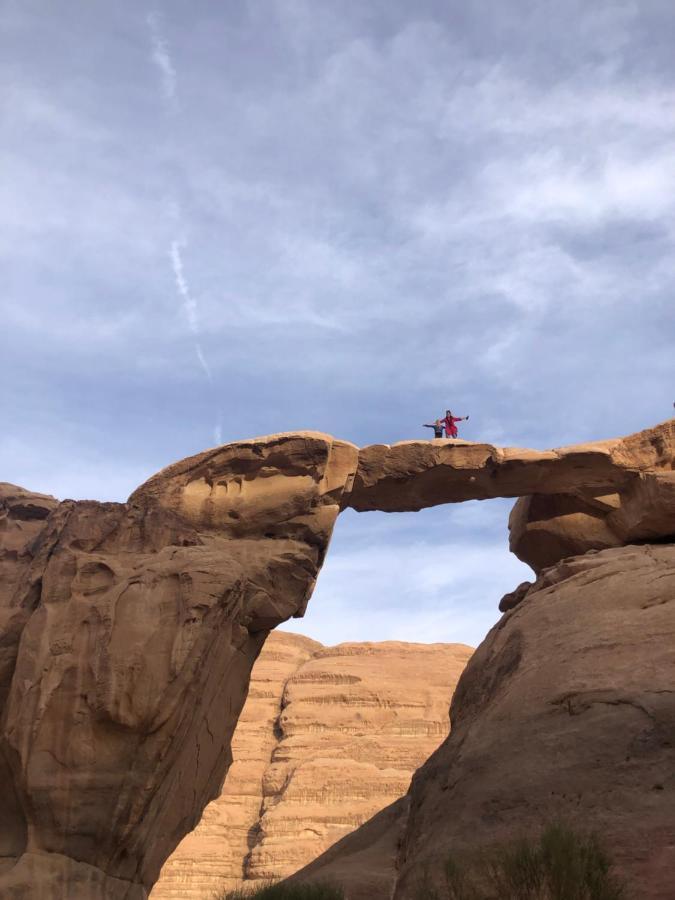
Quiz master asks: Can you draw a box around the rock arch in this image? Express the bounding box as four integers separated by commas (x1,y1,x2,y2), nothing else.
0,420,673,897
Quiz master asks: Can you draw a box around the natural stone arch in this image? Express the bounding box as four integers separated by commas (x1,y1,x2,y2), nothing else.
0,419,673,897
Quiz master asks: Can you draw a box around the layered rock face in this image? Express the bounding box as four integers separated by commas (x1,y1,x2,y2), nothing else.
508,420,675,572
0,435,358,899
293,544,675,900
1,419,673,898
151,631,320,899
153,632,471,898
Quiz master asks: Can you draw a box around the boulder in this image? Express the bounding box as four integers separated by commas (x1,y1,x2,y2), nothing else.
508,493,623,572
295,545,675,900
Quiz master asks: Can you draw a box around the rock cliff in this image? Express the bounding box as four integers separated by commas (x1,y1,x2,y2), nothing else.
291,543,675,899
152,632,471,898
0,435,358,899
0,419,673,898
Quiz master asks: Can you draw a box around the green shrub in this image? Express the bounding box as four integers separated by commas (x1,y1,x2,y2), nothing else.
416,823,625,900
218,881,345,900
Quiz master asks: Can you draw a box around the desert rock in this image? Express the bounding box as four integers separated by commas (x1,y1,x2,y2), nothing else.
1,420,674,898
346,419,675,514
295,544,675,900
0,434,358,899
153,633,471,898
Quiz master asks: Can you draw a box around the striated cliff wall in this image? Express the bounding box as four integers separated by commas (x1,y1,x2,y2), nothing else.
153,632,471,897
290,543,675,900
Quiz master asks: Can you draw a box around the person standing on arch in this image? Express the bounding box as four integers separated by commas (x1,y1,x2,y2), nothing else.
423,418,445,439
443,409,469,439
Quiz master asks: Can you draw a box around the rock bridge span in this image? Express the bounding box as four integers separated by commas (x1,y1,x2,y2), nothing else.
0,418,672,898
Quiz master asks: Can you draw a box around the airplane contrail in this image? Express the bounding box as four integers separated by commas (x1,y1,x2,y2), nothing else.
147,11,221,445
169,239,213,384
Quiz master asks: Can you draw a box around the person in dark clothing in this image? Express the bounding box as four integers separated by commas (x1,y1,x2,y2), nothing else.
423,419,445,439
443,409,469,438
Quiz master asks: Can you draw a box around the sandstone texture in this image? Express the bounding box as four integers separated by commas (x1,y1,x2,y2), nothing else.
508,420,675,572
348,419,675,514
0,435,358,899
153,632,471,898
293,544,675,900
1,419,674,898
151,631,320,899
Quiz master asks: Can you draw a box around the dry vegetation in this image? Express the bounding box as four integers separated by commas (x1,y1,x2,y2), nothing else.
416,823,626,900
219,882,344,900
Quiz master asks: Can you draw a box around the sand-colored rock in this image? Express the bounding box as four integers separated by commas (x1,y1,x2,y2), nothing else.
0,434,358,899
152,631,320,899
153,633,471,897
509,469,675,573
346,419,674,513
248,640,471,885
294,544,675,900
507,493,623,572
506,420,675,572
288,797,410,899
1,419,674,898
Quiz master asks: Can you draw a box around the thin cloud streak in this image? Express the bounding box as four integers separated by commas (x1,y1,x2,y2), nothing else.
4,1,675,648
169,238,213,382
146,10,177,106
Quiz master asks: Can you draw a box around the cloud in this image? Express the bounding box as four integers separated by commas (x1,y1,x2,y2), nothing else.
169,237,215,380
146,10,177,107
281,504,532,647
281,501,532,646
4,0,675,649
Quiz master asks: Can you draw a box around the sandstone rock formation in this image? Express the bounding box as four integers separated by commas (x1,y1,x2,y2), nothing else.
347,418,675,513
152,632,471,898
0,435,358,899
508,420,675,572
1,419,673,898
151,631,320,899
291,544,675,900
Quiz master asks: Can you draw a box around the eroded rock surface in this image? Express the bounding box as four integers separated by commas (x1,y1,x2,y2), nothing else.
1,419,674,898
347,419,675,514
294,545,675,900
508,421,675,572
153,632,471,898
0,435,358,899
151,632,320,899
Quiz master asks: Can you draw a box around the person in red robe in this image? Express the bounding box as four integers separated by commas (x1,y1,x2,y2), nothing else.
443,409,469,438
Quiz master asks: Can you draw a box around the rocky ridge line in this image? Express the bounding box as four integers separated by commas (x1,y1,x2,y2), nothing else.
0,419,673,897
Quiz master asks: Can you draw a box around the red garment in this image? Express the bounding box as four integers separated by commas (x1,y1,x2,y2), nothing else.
444,414,462,437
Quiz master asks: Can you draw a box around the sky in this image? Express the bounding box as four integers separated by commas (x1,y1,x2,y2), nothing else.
2,0,674,648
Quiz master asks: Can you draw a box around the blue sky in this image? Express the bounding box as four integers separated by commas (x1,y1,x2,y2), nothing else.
2,0,674,646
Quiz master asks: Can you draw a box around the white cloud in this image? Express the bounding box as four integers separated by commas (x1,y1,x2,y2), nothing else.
4,0,675,650
281,531,531,647
281,503,532,647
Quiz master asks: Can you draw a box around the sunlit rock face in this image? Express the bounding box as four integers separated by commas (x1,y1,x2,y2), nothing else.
152,632,471,898
508,420,675,572
0,419,673,898
290,544,675,900
0,435,358,899
347,419,675,514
